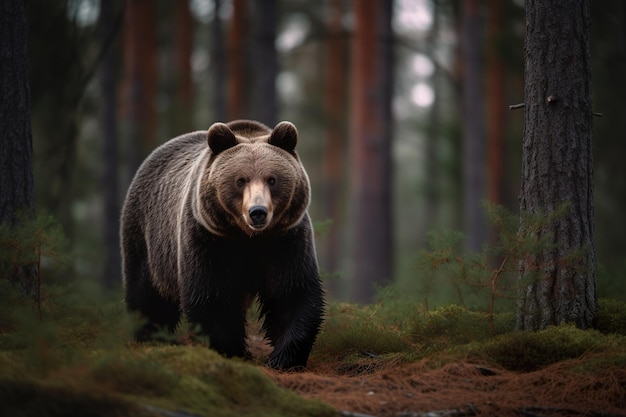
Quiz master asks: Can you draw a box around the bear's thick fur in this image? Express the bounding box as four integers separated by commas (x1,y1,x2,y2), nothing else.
120,120,324,370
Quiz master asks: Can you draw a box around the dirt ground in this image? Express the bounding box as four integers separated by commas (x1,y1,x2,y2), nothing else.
263,356,626,417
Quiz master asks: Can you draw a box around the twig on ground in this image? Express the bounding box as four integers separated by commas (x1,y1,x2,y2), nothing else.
396,404,477,417
340,411,379,417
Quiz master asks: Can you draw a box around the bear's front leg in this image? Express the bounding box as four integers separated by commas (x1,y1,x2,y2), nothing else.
184,299,249,359
261,283,324,370
178,238,250,359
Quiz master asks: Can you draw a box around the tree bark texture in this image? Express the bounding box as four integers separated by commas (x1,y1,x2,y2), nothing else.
349,0,393,303
462,0,486,252
0,0,34,225
516,0,596,330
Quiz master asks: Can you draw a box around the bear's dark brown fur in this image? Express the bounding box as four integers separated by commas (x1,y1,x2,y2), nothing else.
121,120,324,370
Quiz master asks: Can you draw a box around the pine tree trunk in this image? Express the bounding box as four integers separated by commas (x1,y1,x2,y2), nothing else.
175,0,193,132
99,0,121,291
462,0,486,252
0,0,34,224
349,0,393,303
249,0,277,127
212,0,226,122
516,0,596,331
227,0,247,121
0,0,36,295
486,0,505,207
321,0,347,296
122,0,157,184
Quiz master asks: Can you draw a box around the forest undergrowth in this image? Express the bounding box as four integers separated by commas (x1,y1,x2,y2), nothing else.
1,279,625,417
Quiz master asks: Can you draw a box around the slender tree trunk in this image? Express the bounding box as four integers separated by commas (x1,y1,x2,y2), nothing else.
212,0,226,122
249,0,278,127
462,0,486,252
516,0,596,331
349,0,393,304
175,0,193,132
486,0,505,207
122,0,157,184
321,0,347,295
227,0,247,121
423,1,441,233
0,0,36,295
99,0,121,291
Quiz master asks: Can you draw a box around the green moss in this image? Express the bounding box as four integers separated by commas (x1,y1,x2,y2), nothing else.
0,378,157,417
312,303,412,362
409,304,514,350
0,344,335,417
458,324,625,371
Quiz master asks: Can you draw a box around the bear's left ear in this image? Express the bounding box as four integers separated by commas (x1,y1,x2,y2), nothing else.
269,121,298,152
208,122,238,155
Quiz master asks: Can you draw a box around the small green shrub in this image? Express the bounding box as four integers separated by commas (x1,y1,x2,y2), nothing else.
595,298,626,335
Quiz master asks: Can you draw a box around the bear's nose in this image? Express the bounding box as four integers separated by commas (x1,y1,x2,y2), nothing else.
249,206,268,226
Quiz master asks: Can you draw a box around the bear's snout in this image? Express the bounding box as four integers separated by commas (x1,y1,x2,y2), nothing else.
242,180,273,231
249,205,268,227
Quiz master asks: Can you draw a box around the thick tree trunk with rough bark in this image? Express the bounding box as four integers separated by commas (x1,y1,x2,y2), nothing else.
349,0,393,304
516,0,596,331
0,0,34,225
0,0,36,295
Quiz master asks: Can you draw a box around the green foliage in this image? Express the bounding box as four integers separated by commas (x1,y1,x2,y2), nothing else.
0,212,71,316
414,201,586,329
0,212,69,271
595,298,626,335
312,218,333,237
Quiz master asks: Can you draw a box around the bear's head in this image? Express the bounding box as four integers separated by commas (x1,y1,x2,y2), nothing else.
199,120,311,237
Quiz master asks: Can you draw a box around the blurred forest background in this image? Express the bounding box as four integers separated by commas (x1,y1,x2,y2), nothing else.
26,0,626,305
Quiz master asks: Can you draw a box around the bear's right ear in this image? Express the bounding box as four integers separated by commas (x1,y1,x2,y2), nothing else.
269,121,298,153
207,123,237,154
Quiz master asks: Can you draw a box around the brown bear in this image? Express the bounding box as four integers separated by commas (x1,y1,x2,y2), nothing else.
120,120,324,370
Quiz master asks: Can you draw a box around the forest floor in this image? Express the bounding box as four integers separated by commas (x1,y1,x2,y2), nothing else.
251,335,626,417
1,289,626,417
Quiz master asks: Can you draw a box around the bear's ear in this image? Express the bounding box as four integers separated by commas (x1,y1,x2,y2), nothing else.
207,122,237,154
269,121,298,152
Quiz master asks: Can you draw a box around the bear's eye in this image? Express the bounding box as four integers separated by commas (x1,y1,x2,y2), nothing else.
236,178,246,187
267,177,277,186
